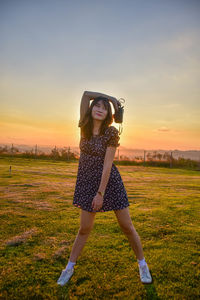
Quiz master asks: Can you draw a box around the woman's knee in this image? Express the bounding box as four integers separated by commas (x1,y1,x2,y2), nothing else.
121,224,134,235
79,209,96,235
114,207,135,235
78,225,93,235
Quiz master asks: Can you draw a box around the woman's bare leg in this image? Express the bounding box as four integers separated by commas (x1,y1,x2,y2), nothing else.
69,209,96,262
114,207,144,260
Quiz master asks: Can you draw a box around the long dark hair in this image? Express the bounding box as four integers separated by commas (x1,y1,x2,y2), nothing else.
80,96,114,140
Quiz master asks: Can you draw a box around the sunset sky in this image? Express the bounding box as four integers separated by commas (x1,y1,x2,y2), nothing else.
0,0,200,150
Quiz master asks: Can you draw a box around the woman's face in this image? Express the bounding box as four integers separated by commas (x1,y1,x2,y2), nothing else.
91,100,108,122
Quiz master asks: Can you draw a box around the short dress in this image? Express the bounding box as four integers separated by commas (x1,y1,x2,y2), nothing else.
73,125,130,212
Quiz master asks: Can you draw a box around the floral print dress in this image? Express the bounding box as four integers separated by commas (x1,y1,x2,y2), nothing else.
73,125,130,212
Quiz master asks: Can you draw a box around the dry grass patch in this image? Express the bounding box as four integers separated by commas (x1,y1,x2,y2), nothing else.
53,246,69,259
137,207,153,211
4,227,39,246
33,252,47,261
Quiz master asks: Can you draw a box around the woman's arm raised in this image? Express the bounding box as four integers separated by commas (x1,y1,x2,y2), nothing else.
84,91,119,113
79,90,103,126
84,90,115,100
79,90,119,127
78,92,90,127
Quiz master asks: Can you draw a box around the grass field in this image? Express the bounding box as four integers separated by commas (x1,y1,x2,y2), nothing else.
0,157,199,299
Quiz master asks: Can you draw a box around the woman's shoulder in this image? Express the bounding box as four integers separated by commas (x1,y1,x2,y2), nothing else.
105,126,119,135
105,126,120,147
104,126,120,139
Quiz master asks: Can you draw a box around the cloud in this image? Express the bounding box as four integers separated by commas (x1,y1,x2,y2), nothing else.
156,126,171,132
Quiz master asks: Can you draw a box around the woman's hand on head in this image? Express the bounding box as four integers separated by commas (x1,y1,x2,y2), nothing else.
91,193,103,211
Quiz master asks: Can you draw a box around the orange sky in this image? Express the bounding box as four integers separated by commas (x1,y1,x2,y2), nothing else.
1,1,199,150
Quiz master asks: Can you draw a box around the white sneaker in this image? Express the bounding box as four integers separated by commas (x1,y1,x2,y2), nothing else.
57,268,74,286
138,263,153,284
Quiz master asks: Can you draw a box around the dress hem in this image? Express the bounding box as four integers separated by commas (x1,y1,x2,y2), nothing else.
73,203,130,212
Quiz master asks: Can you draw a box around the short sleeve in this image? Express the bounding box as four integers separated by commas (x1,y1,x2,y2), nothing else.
107,126,120,147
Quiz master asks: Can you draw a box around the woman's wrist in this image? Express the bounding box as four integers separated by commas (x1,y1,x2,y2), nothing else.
97,190,105,197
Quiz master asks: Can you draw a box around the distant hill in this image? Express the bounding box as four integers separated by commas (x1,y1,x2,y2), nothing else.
1,143,200,161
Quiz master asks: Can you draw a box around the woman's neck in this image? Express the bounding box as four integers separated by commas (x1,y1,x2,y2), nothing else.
92,121,102,135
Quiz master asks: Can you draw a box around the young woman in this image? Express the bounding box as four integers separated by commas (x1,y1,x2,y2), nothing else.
57,91,153,286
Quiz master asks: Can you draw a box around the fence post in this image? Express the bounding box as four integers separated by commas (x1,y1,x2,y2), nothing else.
35,144,38,156
170,151,173,168
144,150,146,166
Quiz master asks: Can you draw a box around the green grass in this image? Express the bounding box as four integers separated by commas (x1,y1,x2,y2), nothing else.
0,157,199,299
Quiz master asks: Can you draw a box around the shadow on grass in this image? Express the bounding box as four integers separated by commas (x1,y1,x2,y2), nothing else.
144,283,162,300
